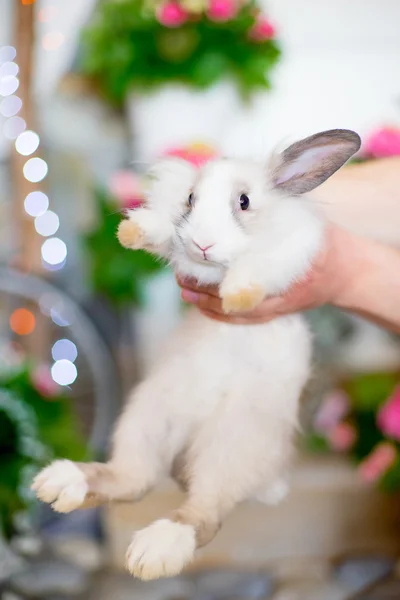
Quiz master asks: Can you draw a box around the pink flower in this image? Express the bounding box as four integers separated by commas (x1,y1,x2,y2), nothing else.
207,0,237,22
327,422,357,452
377,385,400,441
248,15,276,42
358,442,397,483
363,127,400,158
31,365,60,398
109,171,144,209
164,142,218,168
314,389,350,434
157,2,188,27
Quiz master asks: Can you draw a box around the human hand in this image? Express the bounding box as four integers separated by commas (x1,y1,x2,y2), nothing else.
177,225,356,324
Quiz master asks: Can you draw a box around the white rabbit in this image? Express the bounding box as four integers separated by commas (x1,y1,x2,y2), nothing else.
32,129,360,581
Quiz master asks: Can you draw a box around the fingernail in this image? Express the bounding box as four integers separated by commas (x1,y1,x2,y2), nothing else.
181,289,199,304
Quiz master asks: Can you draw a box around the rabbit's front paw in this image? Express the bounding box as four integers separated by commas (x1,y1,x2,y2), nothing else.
117,219,145,249
31,460,89,513
221,284,265,314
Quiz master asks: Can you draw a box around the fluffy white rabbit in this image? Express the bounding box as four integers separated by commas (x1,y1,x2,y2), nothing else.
32,129,360,580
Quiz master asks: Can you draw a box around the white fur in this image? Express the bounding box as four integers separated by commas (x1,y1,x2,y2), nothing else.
33,130,359,580
126,520,196,580
31,460,88,513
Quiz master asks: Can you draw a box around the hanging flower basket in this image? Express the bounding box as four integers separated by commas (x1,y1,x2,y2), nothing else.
79,0,281,105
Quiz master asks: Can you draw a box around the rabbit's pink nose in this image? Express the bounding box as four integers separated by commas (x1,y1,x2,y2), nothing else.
193,240,214,252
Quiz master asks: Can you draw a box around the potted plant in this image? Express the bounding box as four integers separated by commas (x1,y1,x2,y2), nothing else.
79,0,281,161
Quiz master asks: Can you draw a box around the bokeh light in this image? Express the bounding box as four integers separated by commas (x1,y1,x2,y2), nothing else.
3,116,26,139
0,76,19,96
15,130,40,156
40,295,73,326
43,259,67,272
0,62,19,78
51,360,77,386
9,308,36,336
38,293,57,316
0,46,17,63
52,339,78,363
24,191,49,217
23,157,48,183
34,210,60,237
0,95,22,117
50,305,72,327
42,32,65,51
38,6,58,22
41,237,67,265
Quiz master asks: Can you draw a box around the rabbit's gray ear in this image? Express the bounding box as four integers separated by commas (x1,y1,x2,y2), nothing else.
271,129,361,195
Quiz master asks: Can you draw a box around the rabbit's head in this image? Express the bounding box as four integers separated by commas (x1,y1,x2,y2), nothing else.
118,129,360,283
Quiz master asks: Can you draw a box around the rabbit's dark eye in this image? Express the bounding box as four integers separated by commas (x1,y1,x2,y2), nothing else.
188,192,194,207
239,193,250,210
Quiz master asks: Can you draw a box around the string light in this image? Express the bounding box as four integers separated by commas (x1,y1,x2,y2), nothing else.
0,75,19,96
3,116,26,139
38,7,58,23
9,308,36,336
0,46,16,62
24,191,49,216
0,44,68,274
23,156,48,182
50,305,72,328
51,360,77,386
0,95,23,117
34,210,59,237
15,130,40,155
41,237,67,266
51,339,78,363
0,62,19,78
1,32,77,385
42,32,65,51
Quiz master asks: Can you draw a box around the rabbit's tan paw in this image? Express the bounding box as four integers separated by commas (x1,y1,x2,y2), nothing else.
117,220,145,249
221,285,265,314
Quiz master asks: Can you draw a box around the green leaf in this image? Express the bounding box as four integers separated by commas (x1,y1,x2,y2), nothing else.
344,372,398,411
302,433,330,454
380,456,400,493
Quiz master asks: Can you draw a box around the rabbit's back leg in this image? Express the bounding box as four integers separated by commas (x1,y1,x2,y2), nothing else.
125,403,290,580
32,384,172,513
253,477,290,506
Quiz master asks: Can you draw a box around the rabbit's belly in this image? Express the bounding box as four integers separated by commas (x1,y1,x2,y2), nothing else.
154,310,312,422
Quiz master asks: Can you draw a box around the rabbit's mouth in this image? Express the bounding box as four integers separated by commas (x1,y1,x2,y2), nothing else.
190,253,218,266
187,246,221,266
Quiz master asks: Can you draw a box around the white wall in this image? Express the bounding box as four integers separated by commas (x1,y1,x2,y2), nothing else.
223,0,400,158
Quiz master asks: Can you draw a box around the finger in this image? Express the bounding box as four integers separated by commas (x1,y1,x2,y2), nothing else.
176,275,220,298
199,309,276,325
181,289,224,313
181,287,289,322
199,309,250,324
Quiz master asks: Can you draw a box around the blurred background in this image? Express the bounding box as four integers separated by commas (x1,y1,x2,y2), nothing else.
1,1,400,599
